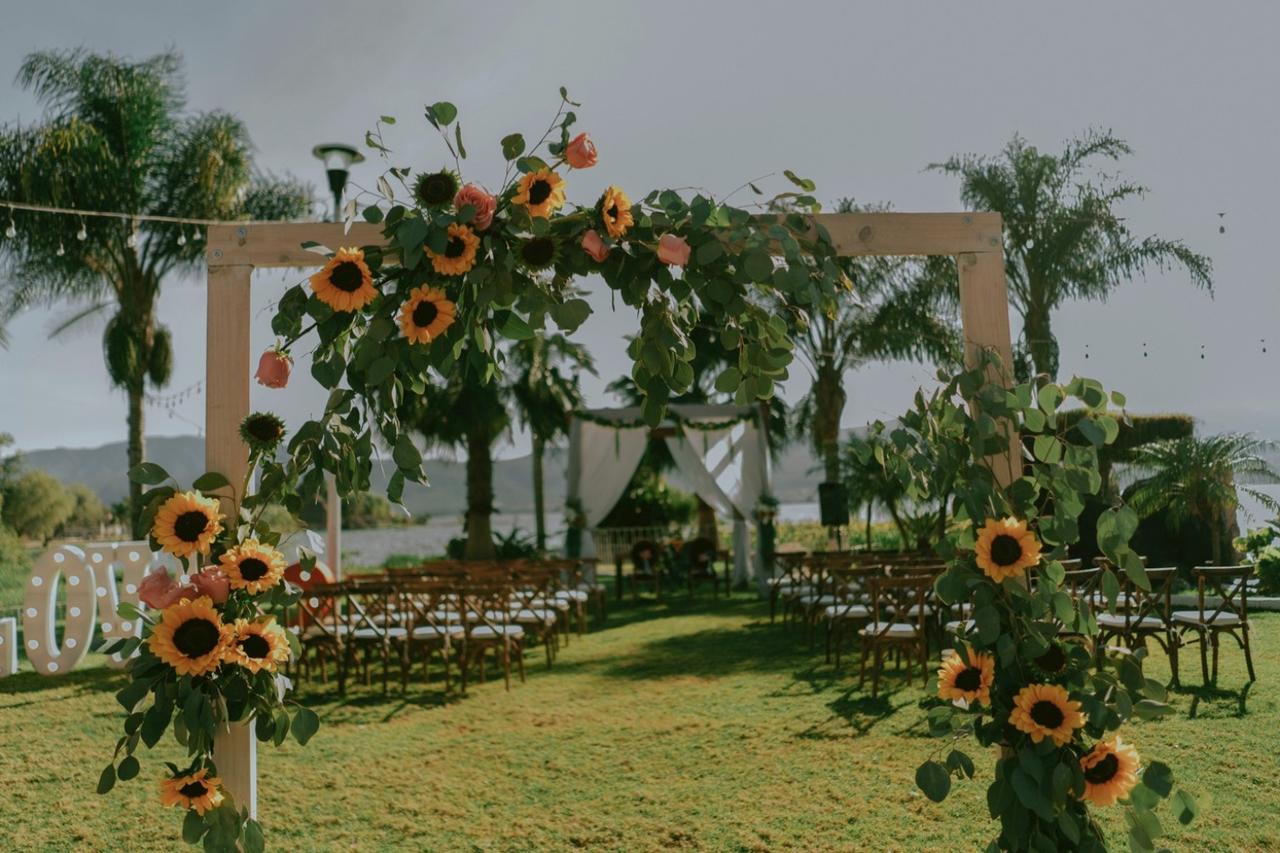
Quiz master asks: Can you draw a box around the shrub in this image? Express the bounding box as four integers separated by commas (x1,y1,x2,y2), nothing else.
56,483,110,538
1,469,75,542
598,467,695,529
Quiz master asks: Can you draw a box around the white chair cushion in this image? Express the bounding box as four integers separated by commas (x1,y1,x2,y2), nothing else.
1172,610,1242,627
824,603,870,619
351,626,407,640
892,604,935,617
470,624,524,638
945,619,975,634
859,621,918,638
555,590,589,603
1097,613,1165,630
411,624,461,639
799,594,837,607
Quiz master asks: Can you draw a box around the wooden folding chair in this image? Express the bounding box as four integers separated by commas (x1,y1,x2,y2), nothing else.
458,580,526,692
288,581,344,690
1095,567,1178,680
508,563,562,669
1172,565,1257,685
400,578,464,692
824,564,881,667
682,537,724,598
768,551,808,624
858,575,933,697
339,579,409,696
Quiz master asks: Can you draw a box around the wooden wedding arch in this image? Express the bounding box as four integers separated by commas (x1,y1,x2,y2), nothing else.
202,211,1020,817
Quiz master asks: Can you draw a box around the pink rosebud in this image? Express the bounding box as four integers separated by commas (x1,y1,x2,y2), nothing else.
138,568,193,610
565,133,598,169
255,348,292,389
656,233,691,267
453,184,497,231
581,229,610,263
190,567,230,605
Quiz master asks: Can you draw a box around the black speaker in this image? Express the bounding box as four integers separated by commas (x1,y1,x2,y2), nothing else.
818,482,849,527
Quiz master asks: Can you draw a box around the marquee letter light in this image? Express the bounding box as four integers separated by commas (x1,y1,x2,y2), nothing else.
22,544,97,675
0,617,15,677
84,542,156,669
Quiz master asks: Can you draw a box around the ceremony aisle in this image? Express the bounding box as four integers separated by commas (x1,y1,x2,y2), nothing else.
3,595,1276,851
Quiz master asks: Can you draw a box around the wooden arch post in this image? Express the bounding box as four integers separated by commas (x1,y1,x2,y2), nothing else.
202,211,1017,817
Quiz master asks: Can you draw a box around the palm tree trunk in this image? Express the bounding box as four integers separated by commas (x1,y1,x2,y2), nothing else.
1024,302,1057,381
531,434,546,552
465,421,496,559
127,385,145,537
1209,510,1222,565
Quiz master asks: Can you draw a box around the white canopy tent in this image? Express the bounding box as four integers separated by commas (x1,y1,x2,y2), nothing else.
565,403,771,587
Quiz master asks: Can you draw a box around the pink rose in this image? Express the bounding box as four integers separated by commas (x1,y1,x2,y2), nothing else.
138,568,192,610
581,229,610,263
190,567,230,605
565,133,597,169
454,184,497,231
255,349,292,389
656,233,691,267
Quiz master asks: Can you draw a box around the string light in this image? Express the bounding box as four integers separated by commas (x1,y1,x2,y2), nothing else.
56,241,65,257
76,218,87,241
176,232,187,247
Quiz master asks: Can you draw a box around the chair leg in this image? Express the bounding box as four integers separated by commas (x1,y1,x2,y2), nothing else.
1243,628,1257,682
858,640,867,688
871,645,883,698
824,620,833,664
501,643,512,692
1211,632,1220,685
1168,630,1181,687
1198,631,1210,685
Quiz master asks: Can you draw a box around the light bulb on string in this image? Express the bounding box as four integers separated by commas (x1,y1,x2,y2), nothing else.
56,241,65,257
125,220,138,249
76,218,87,241
4,220,15,239
177,231,187,247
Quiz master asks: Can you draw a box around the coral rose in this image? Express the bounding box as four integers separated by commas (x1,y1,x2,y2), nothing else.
190,567,230,605
254,348,291,389
138,568,195,610
656,234,691,267
565,133,597,169
581,229,610,263
453,184,496,231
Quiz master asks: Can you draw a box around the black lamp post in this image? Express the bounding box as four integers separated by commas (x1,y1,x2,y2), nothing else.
311,143,365,222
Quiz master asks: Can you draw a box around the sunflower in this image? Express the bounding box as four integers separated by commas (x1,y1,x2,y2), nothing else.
414,169,459,208
426,223,480,276
937,648,995,706
152,491,223,560
1079,737,1141,807
239,411,287,453
309,247,377,312
149,596,230,677
974,517,1042,582
1009,683,1086,747
219,539,286,594
159,768,224,815
514,169,566,218
1030,640,1071,681
518,235,560,271
599,185,634,238
225,617,291,674
398,286,456,344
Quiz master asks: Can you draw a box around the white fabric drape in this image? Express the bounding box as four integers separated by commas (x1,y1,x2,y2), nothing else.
570,420,650,558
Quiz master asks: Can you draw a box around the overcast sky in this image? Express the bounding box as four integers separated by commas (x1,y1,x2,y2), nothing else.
1,1,1277,458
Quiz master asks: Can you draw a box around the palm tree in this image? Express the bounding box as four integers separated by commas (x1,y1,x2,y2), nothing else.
930,130,1212,379
397,360,510,559
0,49,310,528
791,199,959,486
509,332,595,551
1126,434,1280,565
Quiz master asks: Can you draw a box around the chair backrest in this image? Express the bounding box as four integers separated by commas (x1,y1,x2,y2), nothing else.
1192,565,1253,625
1061,566,1102,603
293,581,344,641
865,575,932,639
1122,567,1177,628
829,564,885,603
629,539,660,572
340,579,400,639
399,578,458,633
681,538,718,574
459,579,515,638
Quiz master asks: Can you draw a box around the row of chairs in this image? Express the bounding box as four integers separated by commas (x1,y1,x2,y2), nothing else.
616,537,732,600
770,550,1259,694
285,558,604,695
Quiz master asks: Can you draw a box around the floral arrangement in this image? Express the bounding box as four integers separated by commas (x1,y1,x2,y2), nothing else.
856,356,1198,851
98,412,317,852
97,90,843,850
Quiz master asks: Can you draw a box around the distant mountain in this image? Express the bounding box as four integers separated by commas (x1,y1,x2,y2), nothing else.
21,432,837,517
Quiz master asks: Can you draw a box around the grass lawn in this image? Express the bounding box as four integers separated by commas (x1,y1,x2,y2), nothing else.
1,593,1276,852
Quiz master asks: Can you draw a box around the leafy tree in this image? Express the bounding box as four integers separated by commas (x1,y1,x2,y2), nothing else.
0,48,311,528
2,469,75,542
57,482,109,537
1126,434,1280,565
930,130,1212,379
791,199,959,485
509,332,594,550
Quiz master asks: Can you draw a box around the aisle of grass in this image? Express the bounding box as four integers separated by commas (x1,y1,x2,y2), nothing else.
2,594,1277,851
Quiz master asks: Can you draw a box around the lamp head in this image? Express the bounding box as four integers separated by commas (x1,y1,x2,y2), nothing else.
311,143,365,200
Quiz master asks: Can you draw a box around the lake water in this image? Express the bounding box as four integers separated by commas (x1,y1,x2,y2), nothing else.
337,488,1280,568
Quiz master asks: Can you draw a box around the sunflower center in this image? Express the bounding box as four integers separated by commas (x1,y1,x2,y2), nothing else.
172,618,221,659
418,173,455,205
444,236,466,258
1029,700,1065,729
527,179,552,205
1083,753,1119,784
329,261,364,293
954,667,983,691
174,511,210,543
239,634,271,659
178,781,209,799
1035,644,1067,674
245,416,283,442
239,558,269,582
607,204,619,219
522,238,556,267
990,534,1024,567
412,300,440,328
